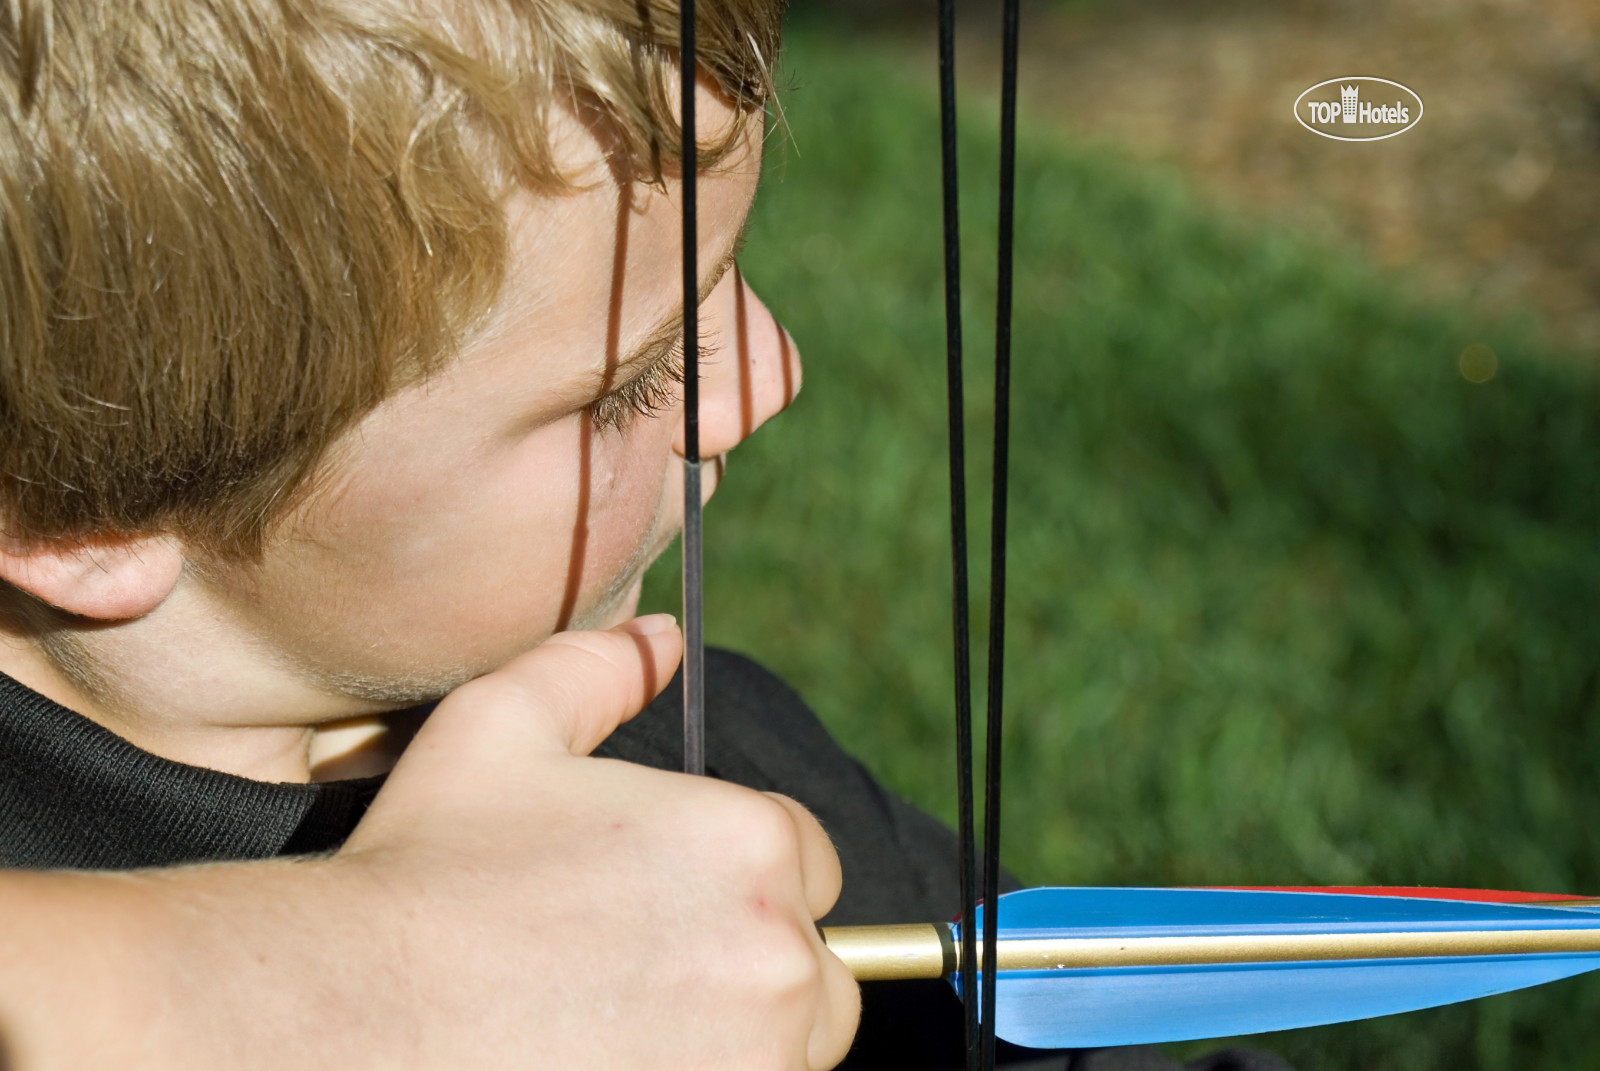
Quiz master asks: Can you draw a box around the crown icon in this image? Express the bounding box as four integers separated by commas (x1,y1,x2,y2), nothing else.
1341,85,1359,123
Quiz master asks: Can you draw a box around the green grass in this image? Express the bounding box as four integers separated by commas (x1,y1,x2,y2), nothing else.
639,26,1600,1070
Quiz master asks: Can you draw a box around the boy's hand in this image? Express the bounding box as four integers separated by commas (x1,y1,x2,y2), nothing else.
0,617,859,1070
333,614,861,1068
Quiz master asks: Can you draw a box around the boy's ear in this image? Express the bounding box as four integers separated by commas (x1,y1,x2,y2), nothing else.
0,532,185,621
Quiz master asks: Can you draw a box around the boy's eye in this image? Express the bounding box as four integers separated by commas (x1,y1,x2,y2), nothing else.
587,335,713,433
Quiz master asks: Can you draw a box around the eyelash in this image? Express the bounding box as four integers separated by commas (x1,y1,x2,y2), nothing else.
587,333,722,433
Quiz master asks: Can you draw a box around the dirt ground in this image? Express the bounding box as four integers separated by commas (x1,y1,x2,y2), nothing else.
946,0,1600,360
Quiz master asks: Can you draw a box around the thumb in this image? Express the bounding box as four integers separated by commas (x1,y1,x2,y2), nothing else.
412,614,683,763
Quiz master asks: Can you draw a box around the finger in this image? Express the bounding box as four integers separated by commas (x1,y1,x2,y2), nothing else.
418,615,683,760
807,928,862,1071
764,793,843,922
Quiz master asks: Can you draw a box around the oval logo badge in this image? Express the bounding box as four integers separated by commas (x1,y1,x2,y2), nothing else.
1294,77,1423,142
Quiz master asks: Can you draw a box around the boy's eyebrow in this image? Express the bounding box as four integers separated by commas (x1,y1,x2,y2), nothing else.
600,217,751,390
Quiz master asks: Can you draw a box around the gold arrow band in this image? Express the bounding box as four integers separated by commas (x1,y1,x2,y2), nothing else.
821,924,1600,982
819,923,956,981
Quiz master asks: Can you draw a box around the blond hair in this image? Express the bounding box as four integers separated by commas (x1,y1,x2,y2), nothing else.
0,0,781,555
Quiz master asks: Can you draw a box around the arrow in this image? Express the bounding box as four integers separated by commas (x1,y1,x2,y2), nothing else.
821,886,1600,1048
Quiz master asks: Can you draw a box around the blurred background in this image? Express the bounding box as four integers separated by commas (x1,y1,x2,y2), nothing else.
639,1,1600,1067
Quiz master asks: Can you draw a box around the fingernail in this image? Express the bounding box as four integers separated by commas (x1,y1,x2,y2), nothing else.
618,613,676,636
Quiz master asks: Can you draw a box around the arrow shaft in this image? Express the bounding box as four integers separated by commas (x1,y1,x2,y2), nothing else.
822,924,1600,981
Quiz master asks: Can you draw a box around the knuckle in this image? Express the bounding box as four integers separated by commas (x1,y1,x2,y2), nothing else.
722,793,801,873
747,922,822,1003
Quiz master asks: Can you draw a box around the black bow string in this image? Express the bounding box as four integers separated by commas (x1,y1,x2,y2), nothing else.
983,1,1021,1066
934,0,981,1062
940,0,1021,1067
680,0,706,777
679,3,1022,1068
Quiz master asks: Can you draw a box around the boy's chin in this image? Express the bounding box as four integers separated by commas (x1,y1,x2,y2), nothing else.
570,574,647,633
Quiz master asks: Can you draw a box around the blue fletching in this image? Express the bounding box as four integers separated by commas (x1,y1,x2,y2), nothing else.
950,887,1600,1049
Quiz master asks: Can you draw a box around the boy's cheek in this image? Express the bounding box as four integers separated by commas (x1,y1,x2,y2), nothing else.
208,405,682,694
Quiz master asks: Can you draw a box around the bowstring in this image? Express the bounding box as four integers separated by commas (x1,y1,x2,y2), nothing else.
981,0,1021,1065
935,0,980,1066
680,4,1020,1064
680,0,705,777
941,1,1021,1065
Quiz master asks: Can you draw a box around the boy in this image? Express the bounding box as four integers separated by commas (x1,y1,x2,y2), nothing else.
0,2,1288,1068
0,0,870,1065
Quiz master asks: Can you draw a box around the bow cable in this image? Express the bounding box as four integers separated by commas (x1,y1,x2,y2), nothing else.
679,5,1019,1063
935,1,980,1066
680,0,705,777
981,0,1021,1065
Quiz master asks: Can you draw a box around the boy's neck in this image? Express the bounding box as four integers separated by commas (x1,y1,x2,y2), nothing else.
0,579,399,784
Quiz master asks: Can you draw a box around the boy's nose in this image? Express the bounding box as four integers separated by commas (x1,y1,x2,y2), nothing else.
675,269,802,461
